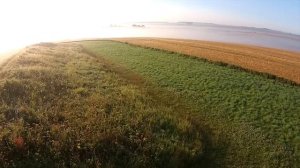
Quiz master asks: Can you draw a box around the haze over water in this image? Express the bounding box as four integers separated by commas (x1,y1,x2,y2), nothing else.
1,0,299,54
104,22,300,52
1,22,300,54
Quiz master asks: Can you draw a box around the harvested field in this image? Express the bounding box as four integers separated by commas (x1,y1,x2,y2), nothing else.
113,38,300,84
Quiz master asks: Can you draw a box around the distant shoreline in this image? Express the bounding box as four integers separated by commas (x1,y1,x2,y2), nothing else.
107,22,300,52
134,21,300,36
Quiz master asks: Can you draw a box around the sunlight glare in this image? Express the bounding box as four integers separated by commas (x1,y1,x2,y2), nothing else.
0,0,182,53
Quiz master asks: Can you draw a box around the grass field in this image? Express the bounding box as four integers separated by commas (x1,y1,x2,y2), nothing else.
0,40,299,167
81,40,300,167
114,38,300,84
0,51,18,67
0,43,211,167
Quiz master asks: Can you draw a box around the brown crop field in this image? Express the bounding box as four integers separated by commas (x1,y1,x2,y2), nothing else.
113,38,300,84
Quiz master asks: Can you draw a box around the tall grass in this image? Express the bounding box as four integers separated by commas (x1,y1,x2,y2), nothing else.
0,43,207,167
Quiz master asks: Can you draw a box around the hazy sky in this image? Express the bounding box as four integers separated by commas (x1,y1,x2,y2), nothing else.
0,0,299,52
177,0,300,34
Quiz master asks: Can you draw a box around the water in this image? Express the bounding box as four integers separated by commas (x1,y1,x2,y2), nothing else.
1,22,299,54
98,22,300,52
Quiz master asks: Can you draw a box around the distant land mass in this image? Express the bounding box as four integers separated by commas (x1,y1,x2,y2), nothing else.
122,21,300,52
137,21,300,36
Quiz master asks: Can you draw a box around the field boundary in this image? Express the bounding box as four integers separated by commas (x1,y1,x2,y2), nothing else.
80,43,228,166
80,40,297,166
110,39,300,86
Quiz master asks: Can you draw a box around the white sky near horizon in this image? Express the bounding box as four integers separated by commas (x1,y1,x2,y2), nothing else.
0,0,299,53
0,0,168,52
0,0,174,52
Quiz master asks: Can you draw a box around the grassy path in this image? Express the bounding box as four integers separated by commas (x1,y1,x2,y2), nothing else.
81,40,300,166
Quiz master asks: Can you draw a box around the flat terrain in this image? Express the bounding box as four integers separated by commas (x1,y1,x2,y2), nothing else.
0,40,299,167
113,38,300,84
0,42,208,167
82,40,300,167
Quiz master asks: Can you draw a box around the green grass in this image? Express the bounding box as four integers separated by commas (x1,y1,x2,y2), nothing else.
81,40,300,166
1,40,299,167
0,43,209,167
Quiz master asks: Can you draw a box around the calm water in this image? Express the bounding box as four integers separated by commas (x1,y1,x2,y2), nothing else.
97,22,300,52
1,22,299,54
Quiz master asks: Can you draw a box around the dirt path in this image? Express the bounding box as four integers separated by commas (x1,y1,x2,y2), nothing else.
113,38,300,84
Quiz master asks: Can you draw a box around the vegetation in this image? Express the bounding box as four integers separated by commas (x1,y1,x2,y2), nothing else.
0,40,299,167
0,51,17,67
81,40,300,166
0,43,207,167
114,38,300,84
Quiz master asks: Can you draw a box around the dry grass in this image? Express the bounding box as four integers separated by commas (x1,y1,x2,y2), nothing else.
0,51,18,67
113,38,300,84
0,42,208,167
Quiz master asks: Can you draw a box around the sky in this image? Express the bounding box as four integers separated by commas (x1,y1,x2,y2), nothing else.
178,0,300,34
0,0,299,52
